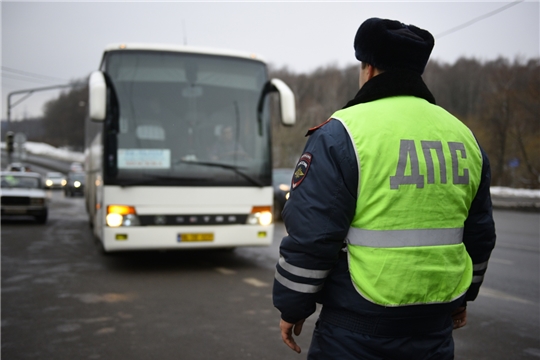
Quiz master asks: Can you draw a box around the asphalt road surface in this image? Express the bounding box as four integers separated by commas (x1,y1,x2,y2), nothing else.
2,188,539,359
453,209,539,359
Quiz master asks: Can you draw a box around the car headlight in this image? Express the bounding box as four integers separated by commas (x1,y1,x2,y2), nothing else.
61,179,67,186
73,181,81,188
45,180,53,187
106,205,140,227
246,206,273,226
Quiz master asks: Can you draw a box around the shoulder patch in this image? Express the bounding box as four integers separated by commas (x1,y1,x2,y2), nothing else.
305,118,332,137
292,153,313,189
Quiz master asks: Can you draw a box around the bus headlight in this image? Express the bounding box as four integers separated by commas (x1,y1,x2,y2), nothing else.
106,205,140,227
246,206,273,226
106,213,123,227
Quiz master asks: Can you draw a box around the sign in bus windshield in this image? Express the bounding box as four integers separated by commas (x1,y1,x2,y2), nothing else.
117,149,171,169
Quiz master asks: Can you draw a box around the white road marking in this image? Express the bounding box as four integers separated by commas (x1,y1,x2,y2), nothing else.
94,327,115,335
243,278,270,288
479,287,535,305
72,293,136,303
215,267,237,275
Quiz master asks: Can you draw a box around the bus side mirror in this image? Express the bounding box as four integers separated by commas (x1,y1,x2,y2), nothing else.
89,71,107,122
257,78,296,133
270,78,296,126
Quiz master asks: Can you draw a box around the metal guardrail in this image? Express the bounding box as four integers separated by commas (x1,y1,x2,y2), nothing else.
491,194,540,212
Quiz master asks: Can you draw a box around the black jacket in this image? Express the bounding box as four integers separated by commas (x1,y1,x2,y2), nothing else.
272,70,496,325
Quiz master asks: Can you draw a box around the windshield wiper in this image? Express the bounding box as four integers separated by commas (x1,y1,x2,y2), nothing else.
178,160,265,187
142,174,212,181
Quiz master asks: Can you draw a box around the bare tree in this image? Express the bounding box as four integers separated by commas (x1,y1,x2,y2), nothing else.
270,57,539,187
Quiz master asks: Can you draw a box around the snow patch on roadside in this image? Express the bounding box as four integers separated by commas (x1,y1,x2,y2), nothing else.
490,186,540,198
25,141,84,163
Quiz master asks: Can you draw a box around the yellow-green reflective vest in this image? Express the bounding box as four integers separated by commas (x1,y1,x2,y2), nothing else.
332,96,482,306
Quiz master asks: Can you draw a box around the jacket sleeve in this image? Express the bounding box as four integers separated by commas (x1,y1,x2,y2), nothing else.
272,120,358,324
463,146,496,302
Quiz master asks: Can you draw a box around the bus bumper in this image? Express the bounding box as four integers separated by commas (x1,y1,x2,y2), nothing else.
102,224,274,252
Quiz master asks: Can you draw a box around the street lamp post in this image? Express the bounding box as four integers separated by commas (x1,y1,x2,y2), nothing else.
6,84,73,126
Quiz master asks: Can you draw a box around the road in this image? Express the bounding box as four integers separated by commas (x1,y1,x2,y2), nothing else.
1,161,539,359
453,209,540,359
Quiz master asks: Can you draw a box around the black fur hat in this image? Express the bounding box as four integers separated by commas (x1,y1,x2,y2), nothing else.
354,18,434,75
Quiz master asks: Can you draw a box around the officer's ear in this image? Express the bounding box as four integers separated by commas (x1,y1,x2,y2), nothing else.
359,62,378,88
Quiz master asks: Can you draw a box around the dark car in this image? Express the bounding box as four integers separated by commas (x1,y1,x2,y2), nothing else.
69,162,84,173
64,172,85,197
272,168,294,221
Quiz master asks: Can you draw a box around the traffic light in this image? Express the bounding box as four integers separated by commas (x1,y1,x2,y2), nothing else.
5,131,14,153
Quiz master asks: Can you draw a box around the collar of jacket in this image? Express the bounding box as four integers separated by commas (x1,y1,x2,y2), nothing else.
342,70,436,109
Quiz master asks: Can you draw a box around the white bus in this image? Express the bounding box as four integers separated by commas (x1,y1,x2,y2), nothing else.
85,43,295,253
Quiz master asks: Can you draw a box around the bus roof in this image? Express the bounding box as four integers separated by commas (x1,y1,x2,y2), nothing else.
103,43,266,63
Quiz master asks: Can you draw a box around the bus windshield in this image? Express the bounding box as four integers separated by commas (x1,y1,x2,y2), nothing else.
104,51,271,187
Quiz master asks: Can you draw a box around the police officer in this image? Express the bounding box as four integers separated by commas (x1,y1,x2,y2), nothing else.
272,18,496,359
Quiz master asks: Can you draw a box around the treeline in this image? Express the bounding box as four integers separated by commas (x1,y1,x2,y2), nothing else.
271,57,539,189
41,81,88,152
1,116,45,140
12,57,538,188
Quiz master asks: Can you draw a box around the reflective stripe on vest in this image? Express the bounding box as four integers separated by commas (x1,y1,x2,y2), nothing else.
332,96,482,306
347,227,464,247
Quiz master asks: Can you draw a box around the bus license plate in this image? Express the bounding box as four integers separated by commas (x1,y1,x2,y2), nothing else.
177,233,214,242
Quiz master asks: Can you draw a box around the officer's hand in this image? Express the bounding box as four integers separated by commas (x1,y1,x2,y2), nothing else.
280,318,305,353
452,306,467,329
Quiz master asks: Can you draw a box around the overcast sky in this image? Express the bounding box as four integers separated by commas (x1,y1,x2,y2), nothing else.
2,0,539,120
